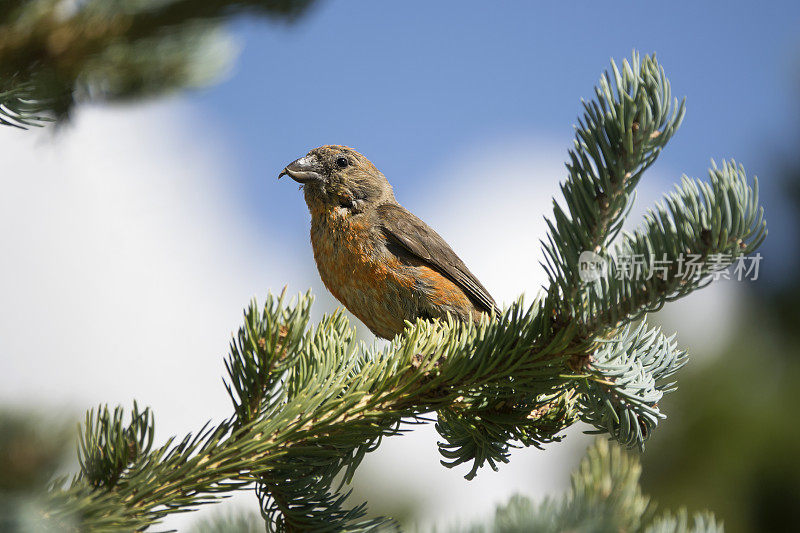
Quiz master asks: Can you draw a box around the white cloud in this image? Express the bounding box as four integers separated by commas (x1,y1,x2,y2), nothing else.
0,100,296,424
0,100,303,529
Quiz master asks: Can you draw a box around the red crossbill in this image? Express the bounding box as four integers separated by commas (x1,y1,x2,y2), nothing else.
279,145,498,339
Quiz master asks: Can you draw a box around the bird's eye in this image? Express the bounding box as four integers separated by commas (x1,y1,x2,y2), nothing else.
335,156,349,169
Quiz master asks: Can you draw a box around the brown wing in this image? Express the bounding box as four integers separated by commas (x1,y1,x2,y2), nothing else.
377,203,500,315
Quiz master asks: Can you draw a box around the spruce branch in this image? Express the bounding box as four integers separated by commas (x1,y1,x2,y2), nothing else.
0,78,54,128
34,52,765,530
574,321,687,447
587,160,766,328
431,53,761,476
77,402,155,490
542,51,685,322
435,387,577,480
42,295,578,530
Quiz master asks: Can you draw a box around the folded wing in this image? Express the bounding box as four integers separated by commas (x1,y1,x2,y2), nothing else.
377,203,500,316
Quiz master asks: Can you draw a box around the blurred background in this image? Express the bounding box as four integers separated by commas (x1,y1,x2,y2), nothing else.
0,1,798,531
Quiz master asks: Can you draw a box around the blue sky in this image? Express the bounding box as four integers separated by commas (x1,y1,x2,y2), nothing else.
187,0,799,284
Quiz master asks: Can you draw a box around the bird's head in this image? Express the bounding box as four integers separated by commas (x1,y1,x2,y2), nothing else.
279,145,394,214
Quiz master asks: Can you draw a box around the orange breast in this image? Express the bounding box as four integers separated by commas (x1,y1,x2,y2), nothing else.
309,207,482,338
310,210,415,338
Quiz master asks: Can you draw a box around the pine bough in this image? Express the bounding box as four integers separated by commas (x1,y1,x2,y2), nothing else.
32,53,765,531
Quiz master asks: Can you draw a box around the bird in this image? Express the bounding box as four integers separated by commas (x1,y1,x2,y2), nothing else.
279,145,499,340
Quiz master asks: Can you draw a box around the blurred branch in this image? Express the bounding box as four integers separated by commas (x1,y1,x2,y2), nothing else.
0,0,317,127
458,439,722,533
191,509,266,533
0,409,73,532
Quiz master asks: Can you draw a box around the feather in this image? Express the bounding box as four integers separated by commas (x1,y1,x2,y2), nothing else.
377,203,500,316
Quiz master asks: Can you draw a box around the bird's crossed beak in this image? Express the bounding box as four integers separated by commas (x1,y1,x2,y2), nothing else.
278,155,324,184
